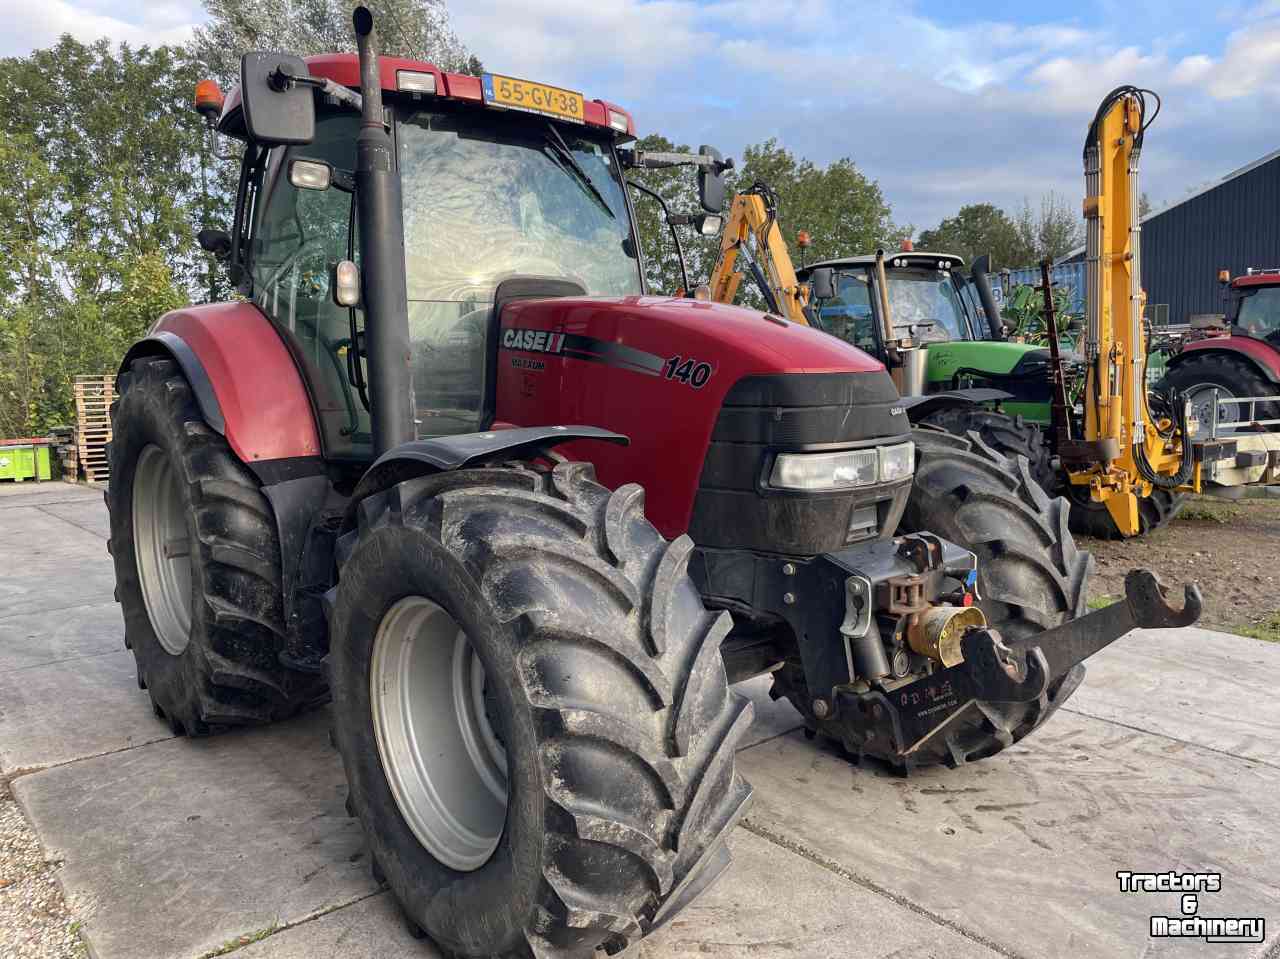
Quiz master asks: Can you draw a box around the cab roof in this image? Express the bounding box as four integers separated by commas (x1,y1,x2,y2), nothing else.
218,53,636,140
796,251,965,278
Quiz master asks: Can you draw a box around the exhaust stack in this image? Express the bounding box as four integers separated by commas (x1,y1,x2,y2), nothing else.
353,5,415,454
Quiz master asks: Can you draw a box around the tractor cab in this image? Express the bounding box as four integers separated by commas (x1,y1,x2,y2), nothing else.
802,252,982,355
204,55,653,459
1225,270,1280,344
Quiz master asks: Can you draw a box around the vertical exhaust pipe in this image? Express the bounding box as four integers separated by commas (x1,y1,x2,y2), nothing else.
353,6,414,454
969,254,1005,341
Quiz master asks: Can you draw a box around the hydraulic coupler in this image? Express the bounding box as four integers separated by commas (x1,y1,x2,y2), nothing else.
837,570,1201,767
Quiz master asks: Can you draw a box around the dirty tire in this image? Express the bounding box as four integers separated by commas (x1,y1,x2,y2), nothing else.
107,355,324,735
1065,484,1186,540
1157,351,1279,435
327,462,753,958
917,406,1057,493
774,426,1093,768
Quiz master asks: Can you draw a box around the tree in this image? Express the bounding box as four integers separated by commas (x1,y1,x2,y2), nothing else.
736,138,903,269
627,136,904,303
625,135,721,295
0,39,196,433
1015,191,1083,263
193,0,476,84
918,203,1032,269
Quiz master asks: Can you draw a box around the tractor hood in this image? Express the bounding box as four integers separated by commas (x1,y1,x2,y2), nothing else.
492,295,901,541
499,295,886,377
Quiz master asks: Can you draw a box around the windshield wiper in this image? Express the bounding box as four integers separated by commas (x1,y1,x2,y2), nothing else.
543,122,616,220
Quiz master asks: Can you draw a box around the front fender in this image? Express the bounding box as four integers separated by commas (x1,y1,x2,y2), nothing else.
900,388,1015,423
342,425,629,531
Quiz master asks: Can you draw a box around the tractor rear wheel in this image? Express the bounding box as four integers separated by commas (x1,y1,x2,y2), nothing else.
107,356,323,735
917,406,1056,493
327,461,753,958
1157,352,1279,439
773,426,1093,769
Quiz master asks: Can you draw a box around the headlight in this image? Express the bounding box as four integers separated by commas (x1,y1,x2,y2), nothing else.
878,441,915,482
770,441,914,491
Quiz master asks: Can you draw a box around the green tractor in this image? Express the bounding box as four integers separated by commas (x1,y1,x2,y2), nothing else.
799,250,1185,538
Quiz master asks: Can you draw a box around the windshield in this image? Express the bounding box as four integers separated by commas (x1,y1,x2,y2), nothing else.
397,109,643,433
885,270,968,341
1235,287,1280,339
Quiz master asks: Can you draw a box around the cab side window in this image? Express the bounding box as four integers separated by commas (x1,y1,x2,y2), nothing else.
820,271,880,354
251,113,370,459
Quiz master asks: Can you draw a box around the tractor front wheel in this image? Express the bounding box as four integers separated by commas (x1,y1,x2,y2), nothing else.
327,461,753,958
773,426,1093,769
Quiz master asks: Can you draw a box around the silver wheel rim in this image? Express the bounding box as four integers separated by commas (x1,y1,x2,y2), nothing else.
1184,382,1237,439
132,444,193,655
370,596,507,872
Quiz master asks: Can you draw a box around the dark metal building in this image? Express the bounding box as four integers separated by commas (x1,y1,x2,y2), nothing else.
1062,148,1280,324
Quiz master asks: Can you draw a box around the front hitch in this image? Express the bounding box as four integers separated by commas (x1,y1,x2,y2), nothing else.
846,570,1201,760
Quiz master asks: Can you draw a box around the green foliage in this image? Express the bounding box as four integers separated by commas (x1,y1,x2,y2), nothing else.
917,203,1031,269
192,0,474,84
629,135,905,301
919,192,1084,270
0,39,195,435
1000,283,1076,345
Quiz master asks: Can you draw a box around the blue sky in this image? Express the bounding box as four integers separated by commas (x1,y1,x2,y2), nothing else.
4,0,1278,230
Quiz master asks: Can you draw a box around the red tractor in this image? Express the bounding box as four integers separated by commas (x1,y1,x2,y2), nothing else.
1160,268,1280,433
105,9,1196,957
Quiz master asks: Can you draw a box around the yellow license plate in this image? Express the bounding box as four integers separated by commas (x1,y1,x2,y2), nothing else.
482,73,584,123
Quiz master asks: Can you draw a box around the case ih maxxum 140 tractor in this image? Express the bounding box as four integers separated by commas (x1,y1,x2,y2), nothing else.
106,12,1199,957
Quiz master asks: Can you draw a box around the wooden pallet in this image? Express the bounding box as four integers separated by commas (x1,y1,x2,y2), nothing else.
74,375,116,483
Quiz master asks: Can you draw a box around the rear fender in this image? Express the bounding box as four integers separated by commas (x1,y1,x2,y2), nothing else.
1172,338,1280,384
118,302,322,464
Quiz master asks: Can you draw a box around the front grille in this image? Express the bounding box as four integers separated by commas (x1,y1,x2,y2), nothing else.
687,371,912,555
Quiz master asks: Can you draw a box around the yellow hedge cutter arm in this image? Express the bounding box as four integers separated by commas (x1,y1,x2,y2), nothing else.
1066,86,1201,535
708,182,812,324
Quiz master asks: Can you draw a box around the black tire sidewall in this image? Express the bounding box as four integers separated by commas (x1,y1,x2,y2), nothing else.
328,522,546,955
1163,356,1276,425
109,365,211,724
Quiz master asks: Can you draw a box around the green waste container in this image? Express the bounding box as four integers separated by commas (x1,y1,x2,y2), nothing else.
0,438,52,482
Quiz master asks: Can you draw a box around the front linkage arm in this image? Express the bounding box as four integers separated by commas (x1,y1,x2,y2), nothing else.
854,570,1202,760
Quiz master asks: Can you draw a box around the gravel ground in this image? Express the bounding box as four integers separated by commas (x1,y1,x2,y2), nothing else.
0,775,82,959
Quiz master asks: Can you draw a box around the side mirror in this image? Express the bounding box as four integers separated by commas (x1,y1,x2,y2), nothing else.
240,52,315,145
197,228,232,259
809,267,836,300
697,144,727,213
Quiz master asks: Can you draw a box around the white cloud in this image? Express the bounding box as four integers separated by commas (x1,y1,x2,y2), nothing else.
1171,54,1214,85
0,0,200,55
1205,21,1280,98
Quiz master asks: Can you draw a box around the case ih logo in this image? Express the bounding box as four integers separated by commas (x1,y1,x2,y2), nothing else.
503,328,565,354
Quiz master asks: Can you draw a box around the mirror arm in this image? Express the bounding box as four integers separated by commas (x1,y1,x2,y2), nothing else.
627,179,689,293
623,149,735,174
269,69,364,114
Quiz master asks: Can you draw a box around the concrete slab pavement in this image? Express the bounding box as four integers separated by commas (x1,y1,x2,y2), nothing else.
1070,625,1280,767
737,708,1280,959
4,486,1279,959
13,713,377,959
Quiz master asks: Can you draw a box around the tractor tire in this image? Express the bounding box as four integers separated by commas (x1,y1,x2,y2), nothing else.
917,406,1056,492
1065,485,1186,540
773,426,1093,769
1157,352,1279,438
106,356,324,735
326,461,753,958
